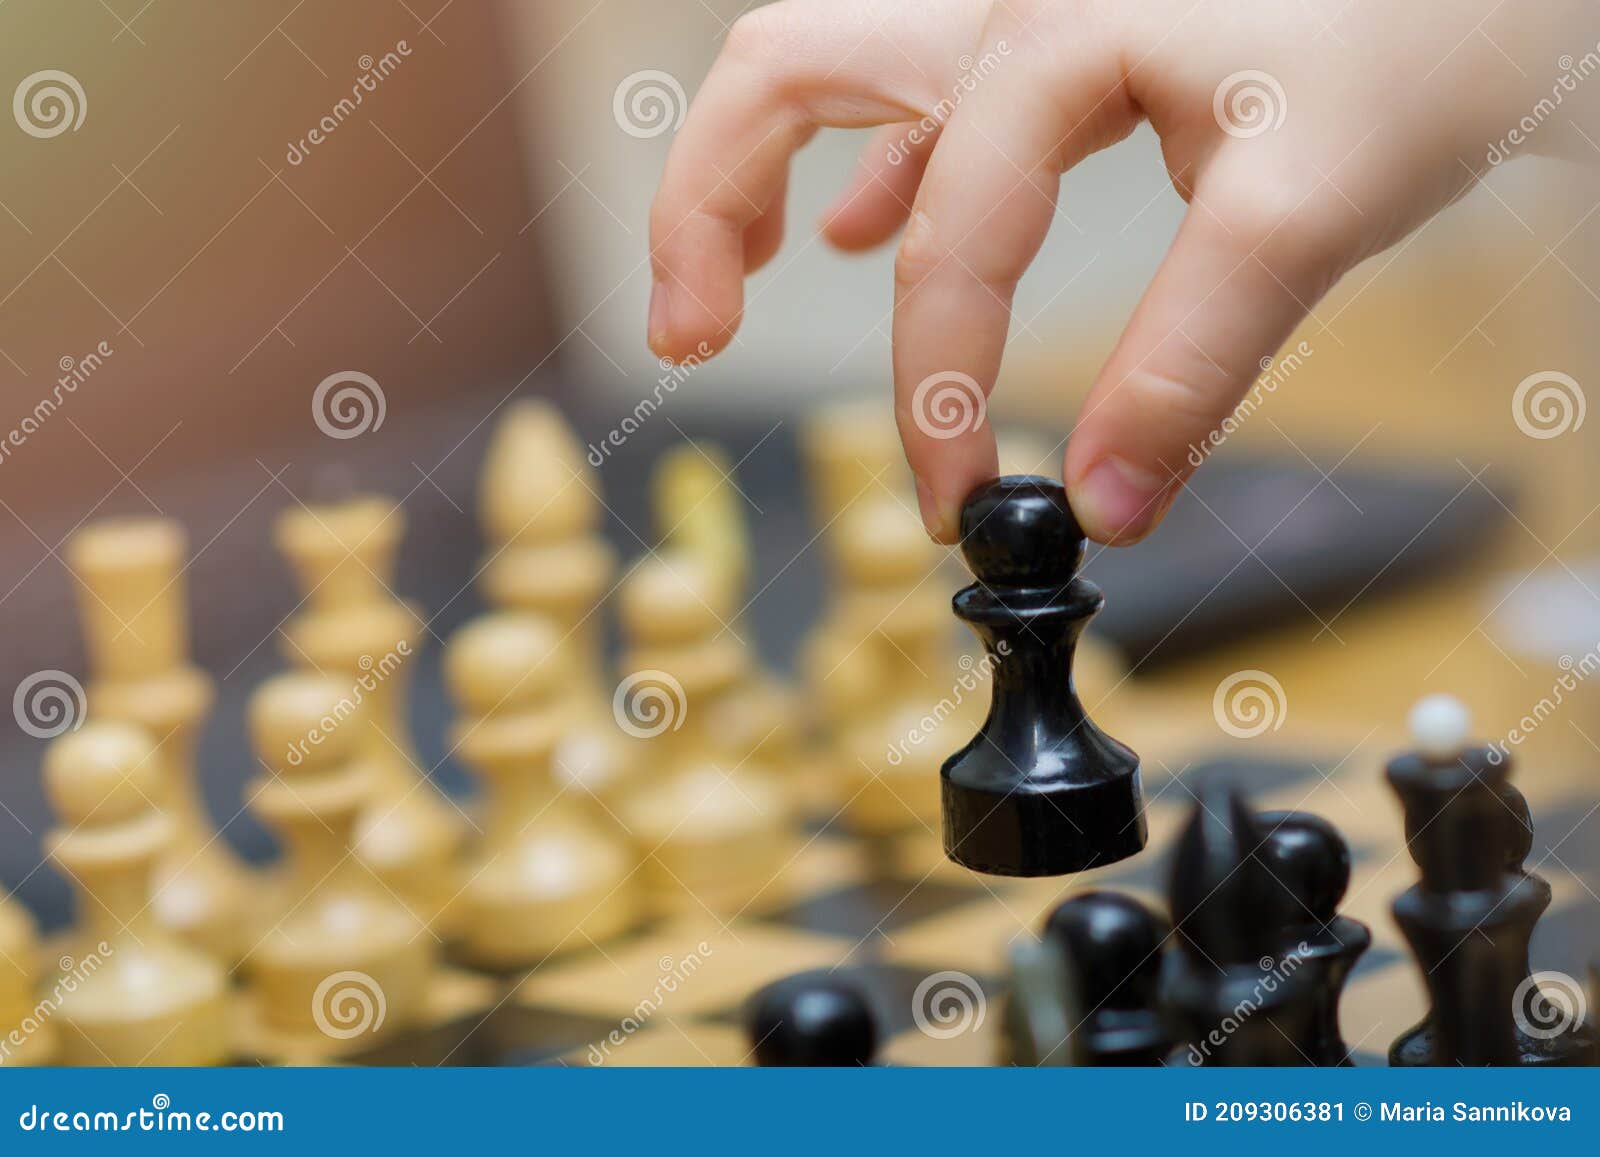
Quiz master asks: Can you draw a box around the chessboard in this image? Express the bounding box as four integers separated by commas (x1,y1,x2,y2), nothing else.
5,395,1598,1068
346,726,1600,1067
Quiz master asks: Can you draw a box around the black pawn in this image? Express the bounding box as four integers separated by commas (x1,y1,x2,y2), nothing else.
1041,892,1171,1065
1255,811,1370,1065
1161,782,1320,1065
1387,741,1597,1066
748,974,878,1066
941,476,1145,876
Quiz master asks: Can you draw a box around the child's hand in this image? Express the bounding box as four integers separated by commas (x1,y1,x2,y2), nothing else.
647,0,1590,543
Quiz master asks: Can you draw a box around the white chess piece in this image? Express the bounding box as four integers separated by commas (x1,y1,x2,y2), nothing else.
1408,694,1473,760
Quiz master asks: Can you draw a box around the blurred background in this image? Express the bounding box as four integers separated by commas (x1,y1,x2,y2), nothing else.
1,0,1599,941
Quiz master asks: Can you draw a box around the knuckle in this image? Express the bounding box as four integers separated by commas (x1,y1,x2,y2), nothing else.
990,0,1054,25
892,210,1022,295
647,200,676,246
1209,175,1312,246
1127,365,1232,434
1000,0,1091,31
1206,167,1354,263
893,210,948,288
723,6,787,62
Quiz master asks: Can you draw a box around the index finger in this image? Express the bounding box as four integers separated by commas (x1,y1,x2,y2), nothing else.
893,29,1132,540
648,3,983,363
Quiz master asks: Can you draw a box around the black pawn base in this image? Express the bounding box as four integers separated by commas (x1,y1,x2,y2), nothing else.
942,761,1146,877
1391,1023,1600,1068
1389,874,1600,1067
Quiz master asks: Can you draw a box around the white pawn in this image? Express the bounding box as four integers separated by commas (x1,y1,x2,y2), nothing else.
444,613,639,967
477,400,614,669
1408,693,1474,761
242,673,434,1055
652,444,809,803
44,722,229,1066
822,497,980,833
0,895,54,1065
615,554,791,917
274,497,465,933
652,441,750,602
802,495,949,727
477,401,632,804
798,400,908,541
65,517,251,962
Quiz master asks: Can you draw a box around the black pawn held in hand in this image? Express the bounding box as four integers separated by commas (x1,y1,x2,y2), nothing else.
1162,783,1324,1066
1388,694,1598,1066
941,477,1145,876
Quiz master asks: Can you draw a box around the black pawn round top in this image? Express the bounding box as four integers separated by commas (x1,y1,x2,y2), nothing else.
749,975,877,1067
1040,891,1172,1064
1044,891,1169,1010
1255,810,1351,926
959,475,1085,587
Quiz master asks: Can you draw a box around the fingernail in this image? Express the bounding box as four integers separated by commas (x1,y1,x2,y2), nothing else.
1073,456,1173,543
915,476,951,542
647,281,669,353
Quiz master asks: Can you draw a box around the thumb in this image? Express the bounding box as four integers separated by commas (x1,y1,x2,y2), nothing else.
1063,176,1355,544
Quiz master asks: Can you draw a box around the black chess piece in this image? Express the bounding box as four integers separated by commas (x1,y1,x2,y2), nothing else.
1039,892,1171,1064
1255,810,1370,1065
941,476,1145,876
1387,732,1598,1066
1161,782,1321,1065
748,974,878,1066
